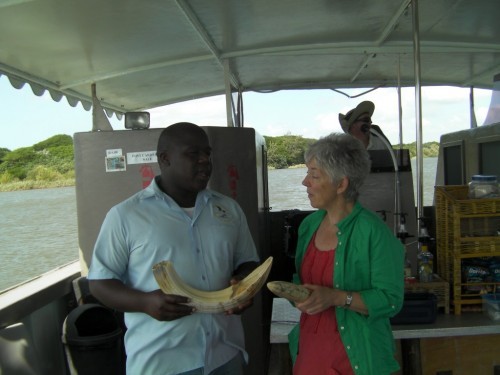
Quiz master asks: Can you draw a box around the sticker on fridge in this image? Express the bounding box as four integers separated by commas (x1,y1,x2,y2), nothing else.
106,155,126,172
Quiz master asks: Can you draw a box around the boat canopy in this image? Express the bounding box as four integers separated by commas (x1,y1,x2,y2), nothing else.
0,0,499,118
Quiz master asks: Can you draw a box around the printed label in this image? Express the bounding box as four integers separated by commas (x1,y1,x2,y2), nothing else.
127,151,157,165
106,149,123,157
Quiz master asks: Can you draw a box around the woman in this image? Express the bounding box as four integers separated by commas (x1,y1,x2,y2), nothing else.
288,133,404,375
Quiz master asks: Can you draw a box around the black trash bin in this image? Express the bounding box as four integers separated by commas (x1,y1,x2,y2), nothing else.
62,303,125,375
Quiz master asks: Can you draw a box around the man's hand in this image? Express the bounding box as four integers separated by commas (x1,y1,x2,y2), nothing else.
143,290,195,321
224,278,254,315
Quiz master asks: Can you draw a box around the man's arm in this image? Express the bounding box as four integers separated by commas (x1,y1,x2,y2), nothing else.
89,279,194,321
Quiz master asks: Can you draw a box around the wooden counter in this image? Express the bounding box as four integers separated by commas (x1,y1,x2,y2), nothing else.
269,298,500,374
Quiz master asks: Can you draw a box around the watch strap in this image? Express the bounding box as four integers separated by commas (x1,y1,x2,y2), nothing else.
344,292,353,308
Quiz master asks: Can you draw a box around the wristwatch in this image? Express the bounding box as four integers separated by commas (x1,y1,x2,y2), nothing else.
344,292,353,308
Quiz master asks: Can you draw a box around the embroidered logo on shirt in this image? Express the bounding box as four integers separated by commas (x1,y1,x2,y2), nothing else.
213,203,232,223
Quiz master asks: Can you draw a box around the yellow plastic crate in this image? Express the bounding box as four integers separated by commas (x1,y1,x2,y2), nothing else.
434,185,500,315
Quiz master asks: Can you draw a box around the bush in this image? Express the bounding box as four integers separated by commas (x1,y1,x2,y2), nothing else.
5,166,28,180
0,172,18,184
27,165,62,181
47,145,74,160
0,148,10,164
0,147,41,175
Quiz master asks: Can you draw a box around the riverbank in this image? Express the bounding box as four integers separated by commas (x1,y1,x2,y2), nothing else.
0,166,308,191
0,178,75,192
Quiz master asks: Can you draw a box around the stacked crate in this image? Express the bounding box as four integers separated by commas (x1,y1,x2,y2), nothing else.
435,185,500,315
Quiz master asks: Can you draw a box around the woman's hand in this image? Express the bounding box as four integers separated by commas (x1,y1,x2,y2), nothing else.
294,284,344,314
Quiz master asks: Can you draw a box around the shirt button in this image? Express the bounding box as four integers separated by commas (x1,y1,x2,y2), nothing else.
338,231,342,235
202,276,206,280
340,326,345,330
338,242,342,246
335,284,339,288
347,345,351,350
355,365,359,370
197,249,200,253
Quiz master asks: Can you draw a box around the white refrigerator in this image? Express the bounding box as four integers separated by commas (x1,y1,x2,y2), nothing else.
73,126,270,375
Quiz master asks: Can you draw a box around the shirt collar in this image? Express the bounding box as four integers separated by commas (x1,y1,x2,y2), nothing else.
140,176,214,207
337,201,363,229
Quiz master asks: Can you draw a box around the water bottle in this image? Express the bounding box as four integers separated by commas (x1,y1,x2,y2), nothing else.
417,244,434,282
404,251,412,278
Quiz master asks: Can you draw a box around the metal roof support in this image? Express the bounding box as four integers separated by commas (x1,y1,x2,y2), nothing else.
412,0,424,242
175,0,240,89
398,55,403,148
223,60,234,128
351,0,411,84
470,87,478,128
91,84,114,132
234,89,244,128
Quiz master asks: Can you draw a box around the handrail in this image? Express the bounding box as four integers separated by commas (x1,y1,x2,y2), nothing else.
369,128,404,238
0,261,81,329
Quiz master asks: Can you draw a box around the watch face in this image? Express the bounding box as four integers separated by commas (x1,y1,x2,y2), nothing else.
345,293,353,306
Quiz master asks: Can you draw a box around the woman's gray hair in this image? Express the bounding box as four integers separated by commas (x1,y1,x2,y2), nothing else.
304,133,371,202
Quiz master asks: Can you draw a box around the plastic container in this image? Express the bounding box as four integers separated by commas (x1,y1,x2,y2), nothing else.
62,304,125,375
404,251,412,278
468,175,499,199
390,292,438,324
481,294,500,321
417,245,434,282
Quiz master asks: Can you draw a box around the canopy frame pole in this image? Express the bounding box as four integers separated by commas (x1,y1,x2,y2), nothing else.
223,60,234,127
470,86,478,128
412,0,424,239
398,55,403,148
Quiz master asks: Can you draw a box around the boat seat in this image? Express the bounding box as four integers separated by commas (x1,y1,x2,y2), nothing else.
0,322,41,375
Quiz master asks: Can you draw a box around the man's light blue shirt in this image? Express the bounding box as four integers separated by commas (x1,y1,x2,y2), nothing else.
88,178,259,375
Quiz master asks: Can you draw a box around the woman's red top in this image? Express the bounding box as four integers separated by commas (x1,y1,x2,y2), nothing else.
293,233,354,375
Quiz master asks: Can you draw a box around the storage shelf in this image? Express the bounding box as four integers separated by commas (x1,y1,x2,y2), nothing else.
435,185,500,315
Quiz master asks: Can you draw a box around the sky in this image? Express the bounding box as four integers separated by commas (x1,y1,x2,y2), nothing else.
0,75,495,151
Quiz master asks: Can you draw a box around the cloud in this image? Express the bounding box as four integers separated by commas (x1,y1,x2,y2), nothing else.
4,74,494,151
143,86,494,145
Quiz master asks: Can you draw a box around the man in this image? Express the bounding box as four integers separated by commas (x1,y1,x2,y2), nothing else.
88,122,260,375
338,101,391,150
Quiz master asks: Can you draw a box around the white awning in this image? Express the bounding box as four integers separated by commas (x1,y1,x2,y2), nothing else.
0,0,499,117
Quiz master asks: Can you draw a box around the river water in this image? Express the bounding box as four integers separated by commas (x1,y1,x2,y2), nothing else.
0,157,437,292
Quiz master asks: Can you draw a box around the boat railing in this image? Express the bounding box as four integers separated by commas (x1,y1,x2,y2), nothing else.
0,260,81,329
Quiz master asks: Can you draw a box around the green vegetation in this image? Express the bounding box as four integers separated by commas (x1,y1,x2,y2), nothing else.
0,135,75,192
265,135,439,169
395,141,440,158
0,134,440,191
264,135,316,169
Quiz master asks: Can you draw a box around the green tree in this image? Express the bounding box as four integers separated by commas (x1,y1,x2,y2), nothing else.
0,135,75,182
0,147,41,178
33,134,73,151
0,147,10,164
265,135,315,168
395,142,439,158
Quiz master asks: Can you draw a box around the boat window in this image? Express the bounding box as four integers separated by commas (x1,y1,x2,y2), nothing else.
443,142,465,185
479,140,500,178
